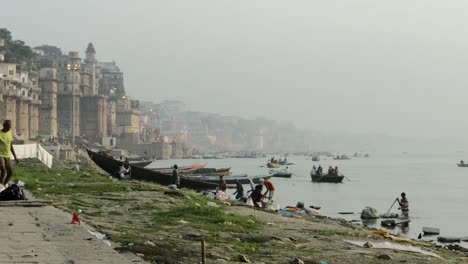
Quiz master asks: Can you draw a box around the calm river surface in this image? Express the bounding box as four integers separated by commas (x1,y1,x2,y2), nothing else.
148,153,468,240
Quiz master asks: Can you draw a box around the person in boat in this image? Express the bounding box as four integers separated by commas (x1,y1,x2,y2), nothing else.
116,162,131,179
397,192,409,216
232,178,244,200
172,165,180,187
461,160,464,165
219,176,228,193
270,157,275,163
249,184,264,207
335,166,339,176
260,178,275,202
311,165,317,176
317,165,323,176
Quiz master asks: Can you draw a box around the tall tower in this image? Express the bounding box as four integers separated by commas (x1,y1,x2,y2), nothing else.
38,60,58,138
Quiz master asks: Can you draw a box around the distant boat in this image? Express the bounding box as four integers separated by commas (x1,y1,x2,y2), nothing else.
267,162,281,168
333,155,351,160
457,163,468,167
312,156,320,162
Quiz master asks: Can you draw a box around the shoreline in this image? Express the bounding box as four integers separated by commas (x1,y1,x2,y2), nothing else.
11,158,468,263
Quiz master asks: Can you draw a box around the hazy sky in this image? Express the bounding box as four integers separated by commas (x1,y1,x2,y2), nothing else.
3,0,468,141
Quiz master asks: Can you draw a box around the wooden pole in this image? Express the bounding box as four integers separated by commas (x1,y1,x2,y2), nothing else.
201,239,206,264
386,198,398,214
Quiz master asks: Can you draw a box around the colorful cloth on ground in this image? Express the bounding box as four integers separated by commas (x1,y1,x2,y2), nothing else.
0,130,13,158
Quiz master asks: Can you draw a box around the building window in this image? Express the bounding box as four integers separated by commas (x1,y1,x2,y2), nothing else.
8,70,13,75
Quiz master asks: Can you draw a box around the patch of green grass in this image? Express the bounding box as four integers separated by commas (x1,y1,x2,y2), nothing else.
152,205,260,233
311,228,363,237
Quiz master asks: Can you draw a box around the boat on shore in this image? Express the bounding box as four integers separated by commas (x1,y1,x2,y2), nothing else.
183,174,270,184
129,160,152,168
87,149,218,190
149,164,207,174
310,173,344,183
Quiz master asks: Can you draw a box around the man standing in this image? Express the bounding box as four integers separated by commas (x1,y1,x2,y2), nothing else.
172,165,180,187
232,178,244,200
397,192,409,216
0,120,18,186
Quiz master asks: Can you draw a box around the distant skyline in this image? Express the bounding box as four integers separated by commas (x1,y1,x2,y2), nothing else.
4,0,468,148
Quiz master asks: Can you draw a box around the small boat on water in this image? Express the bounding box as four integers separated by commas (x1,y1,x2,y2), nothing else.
269,169,292,178
267,162,281,168
333,155,351,160
457,163,468,167
87,149,218,190
312,156,320,162
310,173,344,183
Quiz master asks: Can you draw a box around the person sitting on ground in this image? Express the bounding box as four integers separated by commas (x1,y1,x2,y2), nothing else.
260,178,275,202
248,184,264,207
219,176,227,192
117,162,131,179
397,192,409,215
232,178,244,200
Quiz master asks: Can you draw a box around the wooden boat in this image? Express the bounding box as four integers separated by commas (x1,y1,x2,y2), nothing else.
129,160,152,168
182,174,270,184
310,173,344,183
87,149,218,190
457,163,468,167
149,164,206,173
267,162,281,168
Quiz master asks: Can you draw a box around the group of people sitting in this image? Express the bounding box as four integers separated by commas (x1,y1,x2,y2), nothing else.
269,156,287,164
220,176,275,208
311,165,340,176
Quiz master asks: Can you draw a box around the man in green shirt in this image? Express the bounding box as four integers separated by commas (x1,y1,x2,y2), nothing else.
0,120,19,186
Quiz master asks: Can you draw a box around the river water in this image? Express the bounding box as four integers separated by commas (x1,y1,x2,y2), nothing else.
148,153,468,240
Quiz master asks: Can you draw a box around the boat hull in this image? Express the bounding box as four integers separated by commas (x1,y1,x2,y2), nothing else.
87,149,218,190
457,163,468,167
129,161,152,168
182,174,270,184
310,173,344,183
267,163,281,168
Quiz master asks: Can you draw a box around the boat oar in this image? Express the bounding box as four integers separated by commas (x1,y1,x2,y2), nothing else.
386,198,399,214
343,175,352,182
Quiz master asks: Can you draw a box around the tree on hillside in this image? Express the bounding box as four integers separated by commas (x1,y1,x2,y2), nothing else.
0,28,35,65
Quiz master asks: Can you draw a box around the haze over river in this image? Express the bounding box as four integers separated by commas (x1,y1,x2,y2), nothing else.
148,153,468,240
